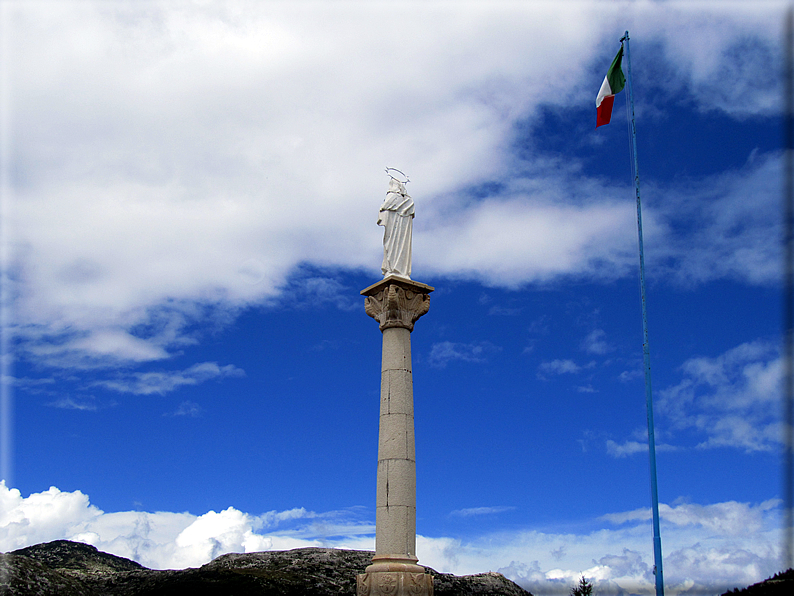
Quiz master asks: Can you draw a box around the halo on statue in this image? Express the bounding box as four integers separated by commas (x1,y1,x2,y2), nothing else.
385,167,410,185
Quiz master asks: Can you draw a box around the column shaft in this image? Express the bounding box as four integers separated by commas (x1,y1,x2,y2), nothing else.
376,326,416,559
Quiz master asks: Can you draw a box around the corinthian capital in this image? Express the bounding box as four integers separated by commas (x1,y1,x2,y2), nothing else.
361,276,434,332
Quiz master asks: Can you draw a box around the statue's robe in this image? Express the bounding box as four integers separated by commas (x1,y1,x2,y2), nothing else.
378,188,414,279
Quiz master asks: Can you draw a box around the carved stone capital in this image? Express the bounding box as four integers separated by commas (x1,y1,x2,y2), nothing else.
357,571,434,596
361,277,434,332
364,284,428,331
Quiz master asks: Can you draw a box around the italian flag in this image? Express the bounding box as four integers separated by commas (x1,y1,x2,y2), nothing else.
596,45,626,128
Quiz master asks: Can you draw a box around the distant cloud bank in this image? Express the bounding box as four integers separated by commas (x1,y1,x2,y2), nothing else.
0,482,782,595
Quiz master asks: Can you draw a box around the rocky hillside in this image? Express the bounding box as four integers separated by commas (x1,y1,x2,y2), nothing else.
720,569,794,596
0,540,531,596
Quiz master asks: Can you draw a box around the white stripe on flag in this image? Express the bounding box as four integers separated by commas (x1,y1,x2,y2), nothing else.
596,76,612,108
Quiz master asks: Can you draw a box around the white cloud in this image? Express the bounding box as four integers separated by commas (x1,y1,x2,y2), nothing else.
581,329,612,355
576,385,597,393
619,369,643,383
2,1,783,373
419,194,639,288
167,400,202,417
539,359,581,375
171,507,272,569
4,376,55,393
45,396,98,411
600,499,780,536
538,359,596,378
488,305,522,316
0,482,371,570
0,482,783,594
0,484,101,551
650,152,781,286
606,439,647,458
421,499,783,595
91,362,245,396
449,506,515,518
605,437,679,458
646,1,781,117
428,341,500,368
658,340,782,452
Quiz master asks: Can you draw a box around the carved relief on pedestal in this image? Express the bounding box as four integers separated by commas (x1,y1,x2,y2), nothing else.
378,572,399,595
357,572,433,596
358,573,372,596
364,283,430,332
406,572,430,595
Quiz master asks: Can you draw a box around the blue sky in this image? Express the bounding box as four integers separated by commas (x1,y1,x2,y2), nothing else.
0,1,788,595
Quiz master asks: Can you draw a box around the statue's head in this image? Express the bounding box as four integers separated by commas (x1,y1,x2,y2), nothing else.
388,177,404,194
385,168,409,195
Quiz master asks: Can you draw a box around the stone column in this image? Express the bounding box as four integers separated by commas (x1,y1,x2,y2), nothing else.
357,275,434,596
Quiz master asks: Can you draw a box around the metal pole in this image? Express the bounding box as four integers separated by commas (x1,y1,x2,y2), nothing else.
622,30,665,596
783,7,794,573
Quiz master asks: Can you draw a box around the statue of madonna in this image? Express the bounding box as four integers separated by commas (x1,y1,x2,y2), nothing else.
378,175,414,279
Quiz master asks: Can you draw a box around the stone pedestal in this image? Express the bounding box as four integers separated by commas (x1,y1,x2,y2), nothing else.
357,570,434,596
358,275,434,596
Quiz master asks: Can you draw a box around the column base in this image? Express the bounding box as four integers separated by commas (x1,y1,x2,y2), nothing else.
365,554,424,574
357,570,433,596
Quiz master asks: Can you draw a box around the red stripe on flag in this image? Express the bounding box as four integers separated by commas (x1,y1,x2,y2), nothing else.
596,94,615,128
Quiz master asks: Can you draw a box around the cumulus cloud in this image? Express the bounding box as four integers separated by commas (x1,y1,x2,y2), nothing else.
449,506,515,518
537,359,596,378
581,329,612,355
648,3,780,117
0,482,372,570
4,376,55,394
45,396,99,411
90,361,245,396
605,437,679,458
0,484,103,551
419,194,640,288
538,359,582,375
649,152,781,286
0,482,782,594
600,499,780,536
488,305,522,316
170,507,271,569
619,369,643,383
428,341,500,368
2,1,783,375
278,271,360,312
166,400,203,417
606,439,648,458
607,339,783,455
423,498,782,595
658,340,782,452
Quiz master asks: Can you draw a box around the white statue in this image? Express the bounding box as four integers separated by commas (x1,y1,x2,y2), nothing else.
378,174,414,279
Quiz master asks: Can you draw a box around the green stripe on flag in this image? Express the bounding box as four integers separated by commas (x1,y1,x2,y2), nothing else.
607,46,626,95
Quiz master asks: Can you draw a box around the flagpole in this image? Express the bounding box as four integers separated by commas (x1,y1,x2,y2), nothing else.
783,7,794,573
621,30,665,596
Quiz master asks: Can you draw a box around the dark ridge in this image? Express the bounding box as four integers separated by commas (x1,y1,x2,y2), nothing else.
12,539,145,573
0,553,90,596
0,540,532,596
720,569,794,596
